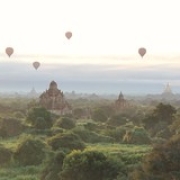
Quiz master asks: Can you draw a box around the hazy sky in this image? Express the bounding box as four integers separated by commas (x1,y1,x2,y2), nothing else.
0,0,180,94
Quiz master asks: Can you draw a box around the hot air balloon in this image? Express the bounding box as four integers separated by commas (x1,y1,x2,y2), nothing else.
65,31,72,39
5,47,14,57
138,47,146,58
33,61,40,70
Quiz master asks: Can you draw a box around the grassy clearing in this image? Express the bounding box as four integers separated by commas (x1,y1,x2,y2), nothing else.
0,165,44,180
86,143,152,164
0,138,152,179
0,137,19,152
86,143,152,154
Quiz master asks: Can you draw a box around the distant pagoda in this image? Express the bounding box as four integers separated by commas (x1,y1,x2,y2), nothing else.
27,87,38,98
161,83,174,99
39,81,72,115
115,92,128,111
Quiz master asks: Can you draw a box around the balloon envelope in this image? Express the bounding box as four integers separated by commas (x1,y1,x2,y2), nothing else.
138,48,146,57
5,47,14,57
65,31,72,39
33,61,40,70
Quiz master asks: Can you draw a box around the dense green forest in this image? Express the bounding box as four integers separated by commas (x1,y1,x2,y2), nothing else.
0,96,180,180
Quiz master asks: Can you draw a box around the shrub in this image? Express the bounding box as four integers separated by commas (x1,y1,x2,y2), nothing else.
13,111,25,119
60,150,123,180
14,136,46,166
151,137,166,145
107,114,127,126
155,128,172,139
55,117,75,129
91,108,108,122
123,126,151,144
0,144,12,165
83,121,99,131
25,127,52,136
50,127,64,136
72,126,114,143
34,117,47,129
0,117,24,137
47,132,85,151
104,127,126,142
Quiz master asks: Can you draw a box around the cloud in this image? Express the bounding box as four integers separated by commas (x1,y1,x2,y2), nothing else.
0,59,179,82
0,55,180,94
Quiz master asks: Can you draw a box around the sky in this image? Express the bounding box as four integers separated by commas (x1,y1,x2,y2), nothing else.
0,0,180,95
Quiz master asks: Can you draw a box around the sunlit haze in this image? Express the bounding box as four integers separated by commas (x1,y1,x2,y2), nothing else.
0,0,180,94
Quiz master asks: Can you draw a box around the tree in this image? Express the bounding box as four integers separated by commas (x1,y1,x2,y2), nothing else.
0,145,12,165
129,134,180,180
47,132,85,151
144,103,176,125
55,117,75,129
153,103,176,124
26,107,53,128
107,114,127,126
34,117,47,129
123,126,151,145
40,151,65,180
14,136,46,166
73,107,85,119
143,103,177,137
60,150,123,180
0,117,24,137
99,105,115,118
91,108,108,122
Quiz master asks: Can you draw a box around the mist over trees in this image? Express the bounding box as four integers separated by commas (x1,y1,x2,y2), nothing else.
0,94,180,179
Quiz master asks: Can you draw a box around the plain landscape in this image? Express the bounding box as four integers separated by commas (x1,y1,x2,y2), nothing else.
1,0,180,179
0,82,180,180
